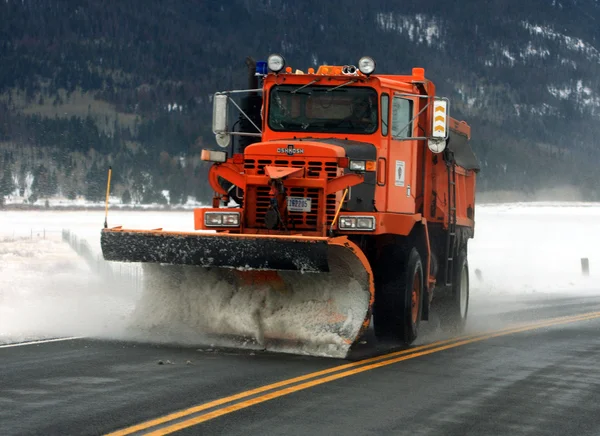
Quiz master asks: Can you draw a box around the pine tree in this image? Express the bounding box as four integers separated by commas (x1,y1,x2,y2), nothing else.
0,166,14,196
167,160,187,204
30,165,48,200
85,163,106,202
121,189,131,204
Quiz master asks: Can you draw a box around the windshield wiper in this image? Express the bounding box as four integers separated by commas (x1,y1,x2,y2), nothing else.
291,79,320,94
326,79,357,92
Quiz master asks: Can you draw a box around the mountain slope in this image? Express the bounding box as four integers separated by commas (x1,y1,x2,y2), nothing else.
2,0,600,203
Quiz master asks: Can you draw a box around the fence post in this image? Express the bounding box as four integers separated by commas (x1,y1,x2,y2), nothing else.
581,258,590,277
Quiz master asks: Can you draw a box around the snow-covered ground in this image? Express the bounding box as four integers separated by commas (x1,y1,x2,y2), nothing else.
4,193,205,210
1,202,599,348
469,202,600,295
2,209,199,251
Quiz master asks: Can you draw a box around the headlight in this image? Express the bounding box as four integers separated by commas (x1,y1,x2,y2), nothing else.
204,212,240,227
267,54,285,73
349,160,376,172
358,56,376,75
349,160,366,172
338,215,376,231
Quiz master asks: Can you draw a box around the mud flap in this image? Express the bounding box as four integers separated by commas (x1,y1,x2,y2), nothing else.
101,229,373,358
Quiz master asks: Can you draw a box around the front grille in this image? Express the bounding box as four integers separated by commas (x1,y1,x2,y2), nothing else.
244,159,338,179
248,187,337,232
244,158,339,232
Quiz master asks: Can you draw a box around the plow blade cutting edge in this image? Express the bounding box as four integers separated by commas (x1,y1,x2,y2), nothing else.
101,229,374,358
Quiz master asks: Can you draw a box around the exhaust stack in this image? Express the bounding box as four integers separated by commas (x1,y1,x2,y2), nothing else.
237,56,263,153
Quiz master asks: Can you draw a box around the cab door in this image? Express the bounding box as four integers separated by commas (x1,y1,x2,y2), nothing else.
387,94,417,213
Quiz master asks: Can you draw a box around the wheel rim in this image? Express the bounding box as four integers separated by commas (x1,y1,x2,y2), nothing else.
459,264,468,319
411,271,421,324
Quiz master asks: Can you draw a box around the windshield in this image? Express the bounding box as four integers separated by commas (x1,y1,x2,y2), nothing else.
268,85,378,134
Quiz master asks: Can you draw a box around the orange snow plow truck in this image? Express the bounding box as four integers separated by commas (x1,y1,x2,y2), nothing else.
101,55,479,357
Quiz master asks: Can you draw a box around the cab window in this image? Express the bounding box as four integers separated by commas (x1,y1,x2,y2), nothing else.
268,85,378,135
391,97,413,139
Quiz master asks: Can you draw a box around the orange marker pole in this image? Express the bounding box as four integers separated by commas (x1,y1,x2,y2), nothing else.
104,166,112,229
329,188,349,236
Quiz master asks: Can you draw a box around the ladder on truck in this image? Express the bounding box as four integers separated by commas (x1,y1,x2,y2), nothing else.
444,151,457,287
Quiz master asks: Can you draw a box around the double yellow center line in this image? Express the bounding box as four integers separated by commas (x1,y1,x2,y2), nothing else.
107,310,600,436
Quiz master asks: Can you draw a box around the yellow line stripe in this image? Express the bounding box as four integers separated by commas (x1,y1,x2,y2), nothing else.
105,335,471,436
145,311,600,435
107,311,600,436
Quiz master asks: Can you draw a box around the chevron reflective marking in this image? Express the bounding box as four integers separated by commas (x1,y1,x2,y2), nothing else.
432,98,448,138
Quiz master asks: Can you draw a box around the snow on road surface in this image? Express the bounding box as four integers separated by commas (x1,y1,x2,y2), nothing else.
1,203,600,348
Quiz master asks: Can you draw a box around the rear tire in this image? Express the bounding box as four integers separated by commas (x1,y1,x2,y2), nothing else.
374,246,423,344
438,249,469,333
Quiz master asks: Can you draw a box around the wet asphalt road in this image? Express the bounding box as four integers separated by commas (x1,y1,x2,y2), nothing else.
2,292,600,436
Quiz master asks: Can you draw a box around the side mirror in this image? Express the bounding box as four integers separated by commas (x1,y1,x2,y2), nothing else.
212,94,231,148
428,97,449,153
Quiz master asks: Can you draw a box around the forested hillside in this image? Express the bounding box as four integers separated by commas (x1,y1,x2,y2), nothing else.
2,0,600,206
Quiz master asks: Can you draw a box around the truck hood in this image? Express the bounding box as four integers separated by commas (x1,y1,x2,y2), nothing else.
244,138,377,161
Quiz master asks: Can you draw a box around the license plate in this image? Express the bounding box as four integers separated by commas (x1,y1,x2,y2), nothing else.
287,196,312,213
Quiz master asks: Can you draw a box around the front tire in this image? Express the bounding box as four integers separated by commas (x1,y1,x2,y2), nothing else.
374,246,423,344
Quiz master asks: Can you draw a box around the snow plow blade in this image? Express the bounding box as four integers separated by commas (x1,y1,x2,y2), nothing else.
101,228,374,358
101,229,330,272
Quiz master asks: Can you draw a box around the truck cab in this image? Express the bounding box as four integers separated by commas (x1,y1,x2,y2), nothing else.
199,55,476,241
